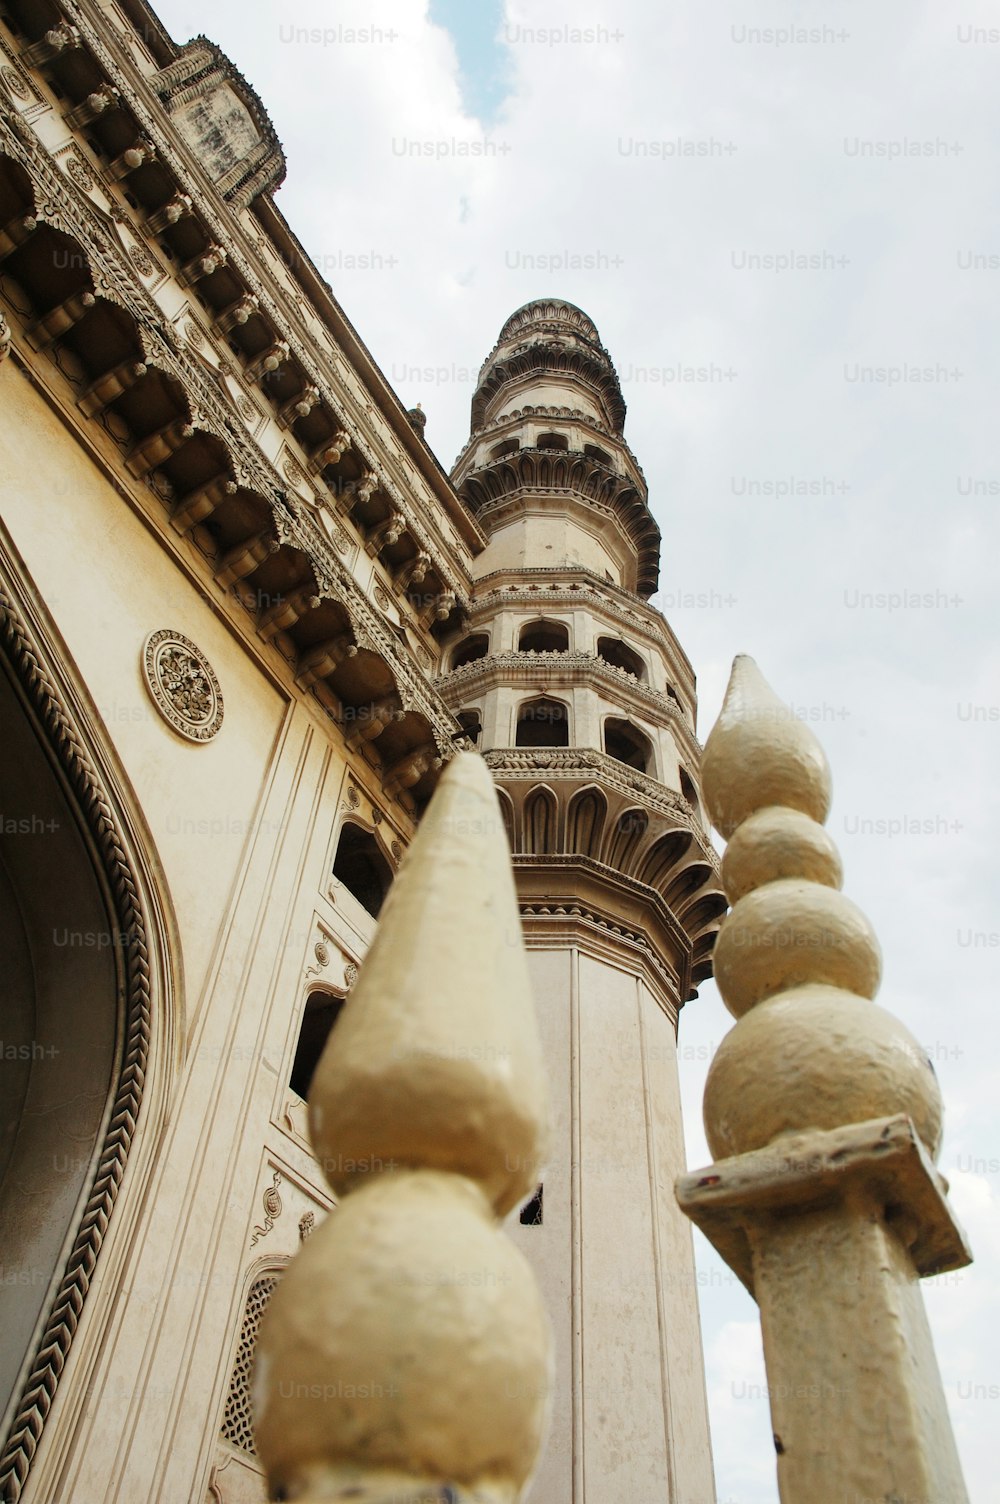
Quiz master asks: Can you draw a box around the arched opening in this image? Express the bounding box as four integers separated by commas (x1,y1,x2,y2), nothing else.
516,698,569,749
332,822,393,918
490,439,520,460
457,708,482,743
0,653,120,1430
680,768,701,813
536,432,569,451
584,443,612,466
604,717,653,774
518,619,569,654
567,787,607,859
523,787,558,855
290,990,345,1101
450,633,489,671
597,636,645,680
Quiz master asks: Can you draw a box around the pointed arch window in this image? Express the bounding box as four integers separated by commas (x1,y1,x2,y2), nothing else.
332,822,393,918
516,698,570,748
604,717,652,774
518,620,569,654
597,636,645,680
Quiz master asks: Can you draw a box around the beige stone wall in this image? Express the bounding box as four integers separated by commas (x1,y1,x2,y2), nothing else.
0,359,411,1503
512,946,715,1504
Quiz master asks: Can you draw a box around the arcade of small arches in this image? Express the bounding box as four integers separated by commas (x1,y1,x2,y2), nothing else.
447,622,668,693
494,781,726,993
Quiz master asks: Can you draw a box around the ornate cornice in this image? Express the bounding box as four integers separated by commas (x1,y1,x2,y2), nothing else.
0,107,463,769
438,650,700,751
472,340,626,434
459,449,659,597
450,404,648,489
464,574,697,706
6,0,475,599
484,747,718,859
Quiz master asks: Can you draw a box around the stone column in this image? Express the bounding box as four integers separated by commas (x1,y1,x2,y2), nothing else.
676,655,972,1504
253,753,552,1503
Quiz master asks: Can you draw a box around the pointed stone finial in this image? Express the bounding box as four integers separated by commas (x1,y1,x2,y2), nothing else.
254,753,552,1503
699,656,939,1161
677,657,971,1504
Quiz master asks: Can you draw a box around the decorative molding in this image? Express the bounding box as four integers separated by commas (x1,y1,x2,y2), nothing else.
438,649,691,732
141,629,225,743
0,573,153,1503
250,1172,283,1248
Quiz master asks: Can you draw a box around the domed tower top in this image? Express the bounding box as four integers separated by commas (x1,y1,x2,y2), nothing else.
471,299,627,435
453,299,660,597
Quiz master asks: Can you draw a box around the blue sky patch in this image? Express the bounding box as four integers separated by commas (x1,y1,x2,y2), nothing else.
428,0,510,123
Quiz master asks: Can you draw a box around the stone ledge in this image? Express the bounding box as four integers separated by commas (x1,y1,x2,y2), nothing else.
677,1114,972,1295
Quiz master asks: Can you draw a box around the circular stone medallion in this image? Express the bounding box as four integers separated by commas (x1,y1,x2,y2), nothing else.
142,630,224,743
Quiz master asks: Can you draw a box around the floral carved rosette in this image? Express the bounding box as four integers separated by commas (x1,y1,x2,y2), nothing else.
141,629,224,742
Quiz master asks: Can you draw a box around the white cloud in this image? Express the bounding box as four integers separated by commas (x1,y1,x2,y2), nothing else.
150,1,1000,1497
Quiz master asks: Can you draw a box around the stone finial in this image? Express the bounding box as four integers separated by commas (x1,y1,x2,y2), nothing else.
254,753,552,1503
678,655,970,1504
699,655,941,1162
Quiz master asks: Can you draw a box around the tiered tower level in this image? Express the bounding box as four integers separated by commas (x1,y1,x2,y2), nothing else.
441,301,727,1502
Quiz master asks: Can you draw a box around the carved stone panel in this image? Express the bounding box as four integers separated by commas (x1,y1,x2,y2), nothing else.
141,629,224,742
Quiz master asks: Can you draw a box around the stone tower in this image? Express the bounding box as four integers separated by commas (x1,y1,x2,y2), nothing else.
440,300,728,1502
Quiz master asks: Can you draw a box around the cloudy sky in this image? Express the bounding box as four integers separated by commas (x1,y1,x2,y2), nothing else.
149,0,1000,1496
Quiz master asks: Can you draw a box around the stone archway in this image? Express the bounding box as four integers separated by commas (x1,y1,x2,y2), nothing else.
0,577,156,1502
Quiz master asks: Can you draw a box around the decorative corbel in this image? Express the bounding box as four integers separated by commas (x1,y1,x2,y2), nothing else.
65,88,121,131
365,512,406,558
382,743,444,798
145,193,193,236
126,418,194,476
179,244,227,288
343,696,407,752
396,552,431,591
246,342,290,384
258,587,322,641
170,476,238,534
108,139,157,180
308,430,352,475
77,359,147,417
20,24,82,68
277,385,320,428
214,530,280,588
214,295,259,336
26,290,95,349
295,635,358,691
0,214,38,262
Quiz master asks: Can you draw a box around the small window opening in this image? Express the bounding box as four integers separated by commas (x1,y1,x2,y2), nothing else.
516,699,569,748
333,823,393,918
451,634,489,671
290,991,345,1100
597,636,645,679
604,718,652,773
520,1185,543,1225
519,620,569,654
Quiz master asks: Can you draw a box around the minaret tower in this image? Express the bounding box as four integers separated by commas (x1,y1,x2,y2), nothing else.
441,300,727,1503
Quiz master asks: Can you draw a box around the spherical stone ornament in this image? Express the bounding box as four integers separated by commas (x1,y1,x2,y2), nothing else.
713,878,881,1018
722,805,843,904
141,629,224,743
254,1171,552,1500
703,984,944,1163
702,656,832,839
